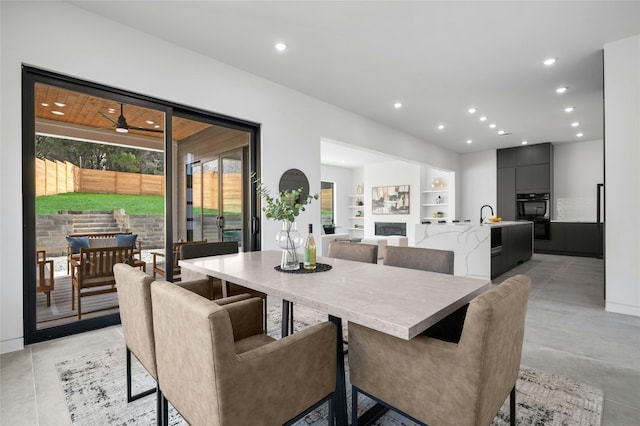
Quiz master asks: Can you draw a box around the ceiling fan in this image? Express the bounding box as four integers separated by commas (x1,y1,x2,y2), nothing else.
99,103,163,134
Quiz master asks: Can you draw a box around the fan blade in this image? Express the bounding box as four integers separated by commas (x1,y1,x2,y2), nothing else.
127,125,164,133
99,111,119,126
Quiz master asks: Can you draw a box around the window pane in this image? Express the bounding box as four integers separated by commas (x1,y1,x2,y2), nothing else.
321,181,334,226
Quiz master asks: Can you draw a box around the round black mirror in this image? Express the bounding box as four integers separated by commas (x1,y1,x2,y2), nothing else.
279,168,310,202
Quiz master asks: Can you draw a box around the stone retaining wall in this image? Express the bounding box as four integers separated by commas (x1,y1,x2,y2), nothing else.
36,213,166,256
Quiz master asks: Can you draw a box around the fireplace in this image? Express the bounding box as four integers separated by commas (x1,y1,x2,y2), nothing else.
375,222,407,236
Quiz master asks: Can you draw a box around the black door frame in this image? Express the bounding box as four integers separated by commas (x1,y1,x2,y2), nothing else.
22,66,261,344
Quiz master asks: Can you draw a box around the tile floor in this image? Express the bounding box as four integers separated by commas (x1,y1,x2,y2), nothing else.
1,253,639,425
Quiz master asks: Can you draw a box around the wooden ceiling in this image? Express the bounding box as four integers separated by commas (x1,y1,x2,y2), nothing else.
35,83,212,142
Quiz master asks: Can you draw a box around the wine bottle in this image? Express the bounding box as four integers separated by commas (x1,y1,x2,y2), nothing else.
303,223,316,270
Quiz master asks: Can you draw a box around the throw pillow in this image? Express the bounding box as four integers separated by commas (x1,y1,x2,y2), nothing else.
116,234,138,248
66,236,90,254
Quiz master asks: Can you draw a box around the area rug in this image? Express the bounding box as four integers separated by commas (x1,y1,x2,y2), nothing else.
56,306,604,425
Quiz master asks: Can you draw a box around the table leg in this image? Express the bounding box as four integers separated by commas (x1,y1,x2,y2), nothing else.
329,315,348,426
281,300,295,337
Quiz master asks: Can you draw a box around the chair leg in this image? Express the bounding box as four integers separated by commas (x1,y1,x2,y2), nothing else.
351,386,358,426
156,385,163,426
161,391,169,426
328,395,335,426
510,386,516,426
126,347,156,403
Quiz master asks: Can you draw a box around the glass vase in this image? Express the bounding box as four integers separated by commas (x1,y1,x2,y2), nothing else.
276,220,303,270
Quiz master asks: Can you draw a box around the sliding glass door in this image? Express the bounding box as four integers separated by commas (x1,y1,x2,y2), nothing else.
22,66,260,344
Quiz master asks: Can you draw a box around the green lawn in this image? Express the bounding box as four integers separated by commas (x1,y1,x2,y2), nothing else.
36,193,166,215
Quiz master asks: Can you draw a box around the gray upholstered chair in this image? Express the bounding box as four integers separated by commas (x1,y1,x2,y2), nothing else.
348,274,532,426
327,241,378,264
179,241,268,329
383,245,454,274
151,280,337,426
113,264,254,425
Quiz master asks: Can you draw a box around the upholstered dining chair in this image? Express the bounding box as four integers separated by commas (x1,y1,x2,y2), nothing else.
113,263,254,426
327,241,378,264
383,245,454,274
348,274,532,426
179,241,268,329
151,280,337,426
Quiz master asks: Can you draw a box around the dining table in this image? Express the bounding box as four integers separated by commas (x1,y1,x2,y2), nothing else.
179,250,492,426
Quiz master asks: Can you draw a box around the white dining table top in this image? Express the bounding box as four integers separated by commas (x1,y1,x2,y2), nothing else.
179,250,492,340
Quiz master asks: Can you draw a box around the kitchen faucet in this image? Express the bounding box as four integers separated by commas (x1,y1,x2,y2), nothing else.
480,204,494,224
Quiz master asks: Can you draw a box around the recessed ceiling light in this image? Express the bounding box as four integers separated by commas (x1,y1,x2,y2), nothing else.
40,103,49,107
466,139,473,144
437,124,445,130
468,108,477,114
543,58,557,66
54,101,66,107
394,102,402,109
51,111,64,116
498,130,506,135
146,120,154,125
116,127,129,133
556,86,568,94
522,140,528,145
108,108,116,113
571,122,580,127
564,106,575,113
154,125,160,129
479,116,487,122
275,42,287,51
576,133,584,137
489,123,497,129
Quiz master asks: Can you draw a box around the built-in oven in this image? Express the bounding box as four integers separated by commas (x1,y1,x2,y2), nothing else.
517,192,551,239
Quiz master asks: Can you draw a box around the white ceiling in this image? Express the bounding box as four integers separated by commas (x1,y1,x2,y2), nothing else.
70,1,640,163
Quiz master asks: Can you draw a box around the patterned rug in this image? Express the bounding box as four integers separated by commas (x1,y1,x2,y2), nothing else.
56,304,604,425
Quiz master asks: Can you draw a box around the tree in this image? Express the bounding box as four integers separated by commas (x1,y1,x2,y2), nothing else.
35,135,163,174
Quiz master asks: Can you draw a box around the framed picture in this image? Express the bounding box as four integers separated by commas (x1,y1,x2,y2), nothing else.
372,185,410,214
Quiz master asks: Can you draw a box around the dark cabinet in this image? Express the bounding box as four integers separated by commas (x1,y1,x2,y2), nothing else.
498,143,553,217
491,223,533,279
534,222,603,258
497,147,517,168
516,164,551,193
516,143,552,166
497,168,516,221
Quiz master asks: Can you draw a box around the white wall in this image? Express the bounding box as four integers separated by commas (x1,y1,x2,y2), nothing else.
553,140,603,222
460,150,497,223
0,2,461,352
363,161,421,245
604,34,640,317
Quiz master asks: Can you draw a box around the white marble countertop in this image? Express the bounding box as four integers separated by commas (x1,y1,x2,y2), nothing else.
180,250,491,340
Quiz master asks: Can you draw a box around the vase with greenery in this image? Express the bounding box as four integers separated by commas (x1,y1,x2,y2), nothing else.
255,177,318,270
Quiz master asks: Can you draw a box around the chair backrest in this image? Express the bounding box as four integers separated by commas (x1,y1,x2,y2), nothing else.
151,280,233,424
383,245,454,274
461,274,532,425
327,241,378,264
113,263,157,379
171,240,207,267
76,246,134,285
180,241,239,260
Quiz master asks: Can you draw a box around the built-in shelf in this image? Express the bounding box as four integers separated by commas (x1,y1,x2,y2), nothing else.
347,194,365,237
422,203,449,207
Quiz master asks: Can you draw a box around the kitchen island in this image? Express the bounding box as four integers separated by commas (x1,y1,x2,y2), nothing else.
415,221,533,280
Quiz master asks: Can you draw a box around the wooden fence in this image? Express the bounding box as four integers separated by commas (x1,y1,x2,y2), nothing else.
36,158,164,197
35,159,242,211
